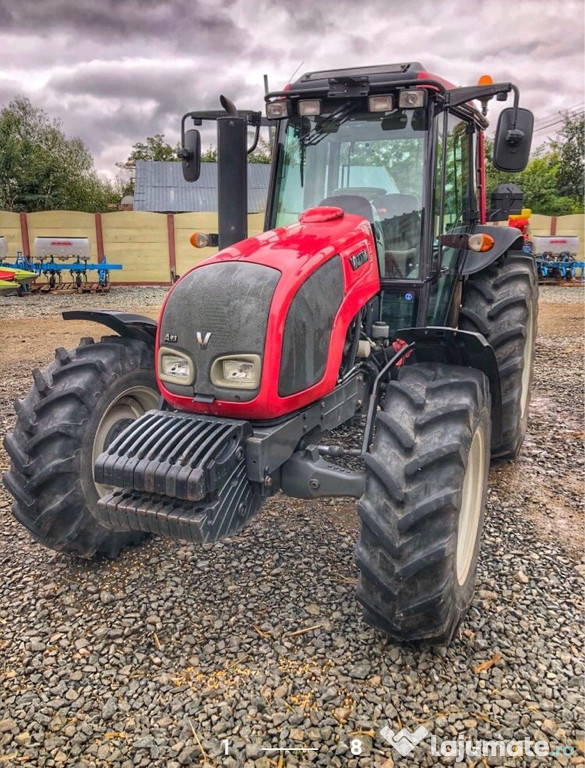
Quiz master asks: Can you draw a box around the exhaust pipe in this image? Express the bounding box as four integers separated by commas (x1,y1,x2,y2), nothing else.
217,95,248,249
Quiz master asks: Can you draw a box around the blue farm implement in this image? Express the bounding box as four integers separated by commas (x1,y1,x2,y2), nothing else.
0,236,122,293
529,235,584,284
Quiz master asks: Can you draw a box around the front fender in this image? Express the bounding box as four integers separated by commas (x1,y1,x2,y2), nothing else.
62,310,157,345
461,225,525,275
396,326,502,446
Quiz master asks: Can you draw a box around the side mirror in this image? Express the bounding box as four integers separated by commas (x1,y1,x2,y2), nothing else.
493,107,534,172
180,128,201,182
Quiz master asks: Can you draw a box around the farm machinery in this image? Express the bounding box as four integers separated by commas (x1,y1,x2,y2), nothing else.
530,235,583,283
0,236,37,293
505,212,584,283
3,62,537,644
0,236,122,293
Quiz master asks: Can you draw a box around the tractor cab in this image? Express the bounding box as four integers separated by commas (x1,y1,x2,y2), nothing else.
264,62,532,334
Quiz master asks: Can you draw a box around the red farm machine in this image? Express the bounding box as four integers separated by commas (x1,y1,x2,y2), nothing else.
3,63,537,644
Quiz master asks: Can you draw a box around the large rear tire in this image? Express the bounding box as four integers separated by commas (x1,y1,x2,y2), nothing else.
355,363,491,644
459,252,538,459
3,336,160,558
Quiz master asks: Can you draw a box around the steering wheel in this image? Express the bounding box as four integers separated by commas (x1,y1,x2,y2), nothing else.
384,251,405,279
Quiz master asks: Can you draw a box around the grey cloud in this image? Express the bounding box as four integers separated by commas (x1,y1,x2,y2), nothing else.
0,0,246,52
39,59,265,171
1,0,212,34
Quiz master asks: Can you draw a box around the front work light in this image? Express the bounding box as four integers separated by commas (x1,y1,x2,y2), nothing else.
266,100,291,119
399,90,425,109
298,99,321,116
210,354,261,390
368,94,394,112
158,348,195,385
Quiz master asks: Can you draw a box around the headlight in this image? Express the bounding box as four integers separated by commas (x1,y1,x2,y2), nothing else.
398,89,426,109
223,359,255,381
158,348,195,385
266,100,291,120
163,356,190,378
210,354,261,390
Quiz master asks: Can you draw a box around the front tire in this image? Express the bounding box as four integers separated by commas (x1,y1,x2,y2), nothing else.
3,336,160,558
355,363,491,644
459,252,538,459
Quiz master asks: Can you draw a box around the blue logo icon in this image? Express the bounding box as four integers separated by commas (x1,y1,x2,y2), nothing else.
404,292,413,301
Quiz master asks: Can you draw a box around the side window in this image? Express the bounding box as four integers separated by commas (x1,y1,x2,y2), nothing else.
428,114,473,325
441,115,470,231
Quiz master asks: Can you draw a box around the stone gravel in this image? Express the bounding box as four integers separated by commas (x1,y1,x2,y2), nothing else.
0,286,583,768
0,286,169,319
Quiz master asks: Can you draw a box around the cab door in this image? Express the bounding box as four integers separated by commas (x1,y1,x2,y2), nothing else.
427,111,477,325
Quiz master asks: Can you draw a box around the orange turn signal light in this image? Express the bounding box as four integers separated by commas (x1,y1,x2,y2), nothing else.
478,74,494,86
190,232,209,248
468,233,495,253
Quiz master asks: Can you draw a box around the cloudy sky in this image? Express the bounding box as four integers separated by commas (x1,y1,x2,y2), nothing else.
0,0,583,178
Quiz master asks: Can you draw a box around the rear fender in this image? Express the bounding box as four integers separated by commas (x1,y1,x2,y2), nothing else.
62,310,157,346
396,326,502,445
461,225,524,275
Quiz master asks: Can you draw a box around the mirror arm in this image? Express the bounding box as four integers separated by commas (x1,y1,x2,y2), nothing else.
504,85,525,144
509,83,520,128
247,122,261,155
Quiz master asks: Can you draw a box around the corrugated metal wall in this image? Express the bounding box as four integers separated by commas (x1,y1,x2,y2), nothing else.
133,161,270,213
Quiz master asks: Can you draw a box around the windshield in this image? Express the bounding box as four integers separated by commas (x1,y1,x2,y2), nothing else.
273,105,427,278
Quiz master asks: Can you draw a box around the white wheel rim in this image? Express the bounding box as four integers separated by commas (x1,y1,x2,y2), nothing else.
456,426,486,586
92,386,159,498
520,303,534,420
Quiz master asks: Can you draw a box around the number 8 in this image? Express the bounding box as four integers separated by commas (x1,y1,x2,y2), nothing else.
351,738,363,755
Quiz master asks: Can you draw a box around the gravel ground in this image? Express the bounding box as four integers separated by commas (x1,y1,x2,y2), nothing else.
0,286,169,319
0,285,583,768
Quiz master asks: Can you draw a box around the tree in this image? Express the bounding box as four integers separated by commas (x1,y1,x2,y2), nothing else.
248,135,272,164
200,145,217,162
199,133,272,165
117,134,179,195
555,112,584,200
484,135,584,216
0,96,117,212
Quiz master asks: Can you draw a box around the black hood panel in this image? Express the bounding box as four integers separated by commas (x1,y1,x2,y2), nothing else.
160,262,280,401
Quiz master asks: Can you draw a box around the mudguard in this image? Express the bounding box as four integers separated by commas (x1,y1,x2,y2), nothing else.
62,310,157,345
396,326,503,446
461,225,525,275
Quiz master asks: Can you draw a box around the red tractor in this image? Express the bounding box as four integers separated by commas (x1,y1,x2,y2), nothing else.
3,63,537,644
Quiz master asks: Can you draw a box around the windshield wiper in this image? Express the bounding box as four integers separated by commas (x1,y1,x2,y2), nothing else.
300,101,352,147
299,101,353,185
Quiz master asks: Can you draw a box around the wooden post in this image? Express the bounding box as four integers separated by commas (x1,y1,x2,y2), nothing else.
95,212,105,263
167,214,176,282
550,216,557,236
19,212,30,257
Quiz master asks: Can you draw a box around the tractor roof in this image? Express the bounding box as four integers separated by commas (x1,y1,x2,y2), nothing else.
289,62,457,94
